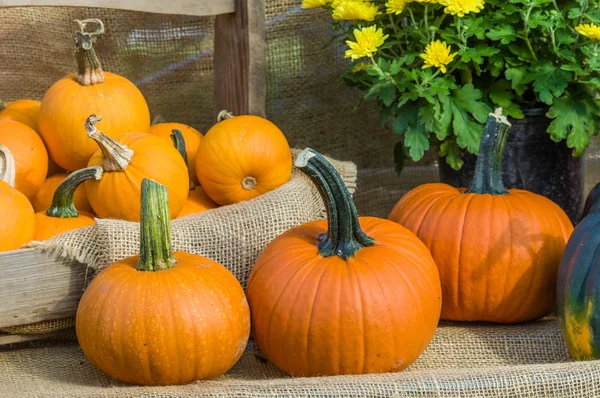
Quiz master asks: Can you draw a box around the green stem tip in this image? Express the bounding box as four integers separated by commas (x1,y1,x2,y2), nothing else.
74,18,105,86
46,166,103,218
170,129,195,191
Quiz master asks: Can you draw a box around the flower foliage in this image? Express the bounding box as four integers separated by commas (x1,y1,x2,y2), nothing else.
304,0,600,172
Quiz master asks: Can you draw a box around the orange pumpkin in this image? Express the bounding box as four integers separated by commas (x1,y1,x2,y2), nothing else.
85,115,189,221
147,122,202,185
33,173,93,213
0,120,48,201
247,148,442,376
388,110,573,323
33,167,102,241
39,19,150,172
77,179,250,385
0,144,35,251
195,111,292,205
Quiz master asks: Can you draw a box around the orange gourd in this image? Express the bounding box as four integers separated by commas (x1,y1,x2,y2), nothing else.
388,109,573,323
147,122,203,185
39,19,150,171
195,111,292,205
84,115,189,221
33,167,101,241
0,145,35,251
0,120,48,200
76,179,250,385
33,173,93,213
247,148,442,376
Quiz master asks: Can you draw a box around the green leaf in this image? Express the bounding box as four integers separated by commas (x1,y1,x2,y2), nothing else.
547,94,600,156
439,140,463,170
404,113,430,161
488,80,524,118
392,101,419,135
505,66,529,96
508,44,536,62
379,84,396,107
393,141,406,175
486,25,517,44
568,8,582,19
390,60,403,75
524,61,573,105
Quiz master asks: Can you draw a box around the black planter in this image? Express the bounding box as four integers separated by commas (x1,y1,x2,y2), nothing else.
438,109,584,223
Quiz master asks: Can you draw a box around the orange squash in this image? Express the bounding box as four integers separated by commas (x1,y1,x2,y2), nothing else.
195,111,292,205
33,173,93,213
388,110,573,323
33,167,102,241
39,19,150,172
0,144,35,251
247,148,442,376
147,122,203,185
0,120,48,201
76,179,250,385
85,115,189,221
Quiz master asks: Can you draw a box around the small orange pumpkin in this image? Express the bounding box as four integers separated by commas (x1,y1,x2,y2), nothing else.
76,179,250,385
195,111,292,205
0,120,48,201
0,144,35,251
85,115,189,221
33,173,93,213
33,167,102,241
39,19,150,171
147,122,203,185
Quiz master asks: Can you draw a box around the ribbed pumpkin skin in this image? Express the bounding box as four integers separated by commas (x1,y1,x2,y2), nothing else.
33,212,96,241
86,132,188,221
76,252,251,385
389,183,573,323
557,213,600,360
147,123,202,185
39,73,150,172
196,115,292,205
247,217,442,376
33,173,93,213
177,187,218,218
0,99,40,132
0,180,35,251
0,120,48,200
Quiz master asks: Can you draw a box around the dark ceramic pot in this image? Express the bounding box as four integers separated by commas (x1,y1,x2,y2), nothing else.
438,108,584,223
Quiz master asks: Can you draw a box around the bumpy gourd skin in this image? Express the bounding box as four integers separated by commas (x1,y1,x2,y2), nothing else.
0,180,34,251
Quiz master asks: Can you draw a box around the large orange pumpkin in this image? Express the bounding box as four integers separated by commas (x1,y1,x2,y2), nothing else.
388,109,573,323
33,167,101,241
195,111,292,205
39,19,150,172
147,122,203,185
247,148,442,377
85,115,189,221
0,144,35,251
0,120,48,200
76,179,250,385
33,173,93,213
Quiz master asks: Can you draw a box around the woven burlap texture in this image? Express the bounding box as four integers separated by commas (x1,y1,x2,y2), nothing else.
1,318,598,397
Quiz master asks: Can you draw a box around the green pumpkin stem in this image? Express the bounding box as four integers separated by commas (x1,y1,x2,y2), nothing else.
85,114,133,172
137,179,176,272
466,108,512,195
46,166,103,218
296,148,374,259
74,18,105,86
170,129,195,191
0,144,16,187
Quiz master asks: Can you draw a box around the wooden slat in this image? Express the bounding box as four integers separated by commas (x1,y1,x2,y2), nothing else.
0,0,235,16
0,329,73,345
214,0,266,118
0,249,86,328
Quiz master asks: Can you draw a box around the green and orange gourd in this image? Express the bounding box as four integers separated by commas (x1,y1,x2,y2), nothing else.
246,148,442,376
388,109,573,323
33,172,93,214
76,179,250,385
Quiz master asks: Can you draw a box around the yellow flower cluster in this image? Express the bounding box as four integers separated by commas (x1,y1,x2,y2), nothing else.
576,23,600,40
420,40,457,73
301,0,331,8
439,0,485,17
344,26,389,60
385,0,409,15
332,0,381,21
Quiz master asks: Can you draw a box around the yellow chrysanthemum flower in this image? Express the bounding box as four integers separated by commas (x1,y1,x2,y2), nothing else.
420,40,457,73
576,23,600,40
344,26,389,60
302,0,331,8
386,0,409,15
351,63,371,73
439,0,484,17
332,0,381,21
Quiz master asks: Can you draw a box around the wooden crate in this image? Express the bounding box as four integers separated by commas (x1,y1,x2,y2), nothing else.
0,0,266,343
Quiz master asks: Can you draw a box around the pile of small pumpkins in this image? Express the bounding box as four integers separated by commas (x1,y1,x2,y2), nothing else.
1,18,598,387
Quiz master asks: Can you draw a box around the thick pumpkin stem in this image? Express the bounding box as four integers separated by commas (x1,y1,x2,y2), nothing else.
466,108,512,195
46,166,103,218
296,148,374,259
0,144,16,187
170,129,195,190
217,110,235,122
85,114,133,171
74,18,105,86
0,101,7,112
138,179,176,272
